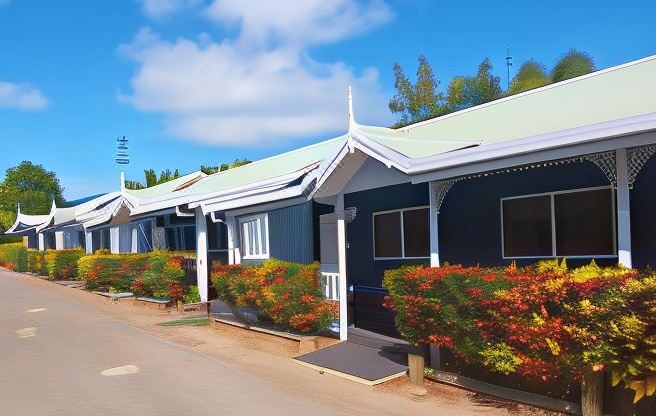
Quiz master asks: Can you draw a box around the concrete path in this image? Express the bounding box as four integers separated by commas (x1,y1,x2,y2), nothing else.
0,269,338,416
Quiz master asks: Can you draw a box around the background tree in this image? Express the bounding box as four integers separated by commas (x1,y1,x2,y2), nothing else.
551,49,596,83
461,58,503,107
0,161,65,231
202,158,252,175
389,55,446,126
509,60,551,94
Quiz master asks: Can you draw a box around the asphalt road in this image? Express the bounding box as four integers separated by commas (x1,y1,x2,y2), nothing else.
0,270,341,416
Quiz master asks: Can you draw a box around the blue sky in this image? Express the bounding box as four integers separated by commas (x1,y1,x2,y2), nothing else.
1,0,654,199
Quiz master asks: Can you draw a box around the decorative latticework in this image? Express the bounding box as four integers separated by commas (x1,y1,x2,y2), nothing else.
581,151,617,187
431,179,460,212
627,145,656,188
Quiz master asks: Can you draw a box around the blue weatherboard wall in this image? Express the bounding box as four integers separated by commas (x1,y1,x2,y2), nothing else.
344,182,430,287
241,201,317,265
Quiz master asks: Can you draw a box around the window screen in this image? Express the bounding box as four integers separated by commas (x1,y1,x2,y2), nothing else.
502,196,552,257
374,211,402,258
502,188,616,258
554,189,614,256
239,214,269,259
403,208,430,257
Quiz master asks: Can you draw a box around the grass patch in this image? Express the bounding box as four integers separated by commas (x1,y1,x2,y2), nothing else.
158,317,209,327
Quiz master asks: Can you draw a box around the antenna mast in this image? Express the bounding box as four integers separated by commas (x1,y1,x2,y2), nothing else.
116,135,130,165
505,46,513,90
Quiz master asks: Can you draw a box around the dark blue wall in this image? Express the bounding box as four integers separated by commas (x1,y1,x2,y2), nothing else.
630,155,656,269
344,182,430,287
439,161,614,268
341,160,648,288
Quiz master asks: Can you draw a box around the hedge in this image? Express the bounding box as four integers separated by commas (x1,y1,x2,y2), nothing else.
0,243,27,272
44,249,85,280
383,260,656,404
78,250,185,300
27,250,47,275
210,259,337,333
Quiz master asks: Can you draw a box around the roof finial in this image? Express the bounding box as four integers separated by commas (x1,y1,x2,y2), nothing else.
51,198,57,212
348,86,355,132
120,171,126,192
17,203,20,215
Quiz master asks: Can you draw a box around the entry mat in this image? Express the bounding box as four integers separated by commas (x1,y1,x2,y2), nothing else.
293,341,408,385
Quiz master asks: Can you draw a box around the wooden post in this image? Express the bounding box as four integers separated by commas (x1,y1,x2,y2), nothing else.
581,369,604,416
177,300,184,314
408,353,425,386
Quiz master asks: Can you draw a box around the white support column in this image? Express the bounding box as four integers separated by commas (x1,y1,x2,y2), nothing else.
38,233,45,251
85,231,93,254
616,149,632,268
110,226,120,254
225,216,241,265
55,231,64,250
429,181,440,267
195,207,209,302
336,193,348,341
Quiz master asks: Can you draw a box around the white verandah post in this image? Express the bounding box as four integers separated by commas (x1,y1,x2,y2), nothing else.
195,207,209,302
336,193,348,341
616,149,632,268
429,181,440,268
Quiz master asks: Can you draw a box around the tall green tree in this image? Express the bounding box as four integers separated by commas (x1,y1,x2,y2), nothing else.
509,60,551,94
446,58,503,111
389,55,446,126
0,161,65,231
144,169,157,187
551,49,596,83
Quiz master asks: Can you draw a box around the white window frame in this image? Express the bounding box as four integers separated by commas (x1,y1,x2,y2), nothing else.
500,186,617,260
239,213,270,260
372,206,430,260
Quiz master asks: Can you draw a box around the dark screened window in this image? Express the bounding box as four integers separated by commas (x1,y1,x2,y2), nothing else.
502,188,616,258
374,212,402,258
374,207,429,259
208,222,228,251
502,196,552,257
403,208,430,257
555,189,614,256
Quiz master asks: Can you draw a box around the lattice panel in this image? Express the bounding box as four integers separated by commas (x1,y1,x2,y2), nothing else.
582,151,617,187
627,145,656,188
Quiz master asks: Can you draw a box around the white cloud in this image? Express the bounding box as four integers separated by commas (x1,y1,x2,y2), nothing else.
204,0,392,46
137,0,201,20
121,0,394,146
0,82,48,110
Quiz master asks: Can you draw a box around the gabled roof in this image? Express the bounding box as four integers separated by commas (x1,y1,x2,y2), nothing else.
124,170,207,199
4,205,50,236
131,137,345,214
313,55,656,195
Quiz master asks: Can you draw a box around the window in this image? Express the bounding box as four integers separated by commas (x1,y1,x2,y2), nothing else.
373,207,430,259
208,222,228,251
502,187,616,258
164,225,196,251
239,213,269,259
91,228,111,252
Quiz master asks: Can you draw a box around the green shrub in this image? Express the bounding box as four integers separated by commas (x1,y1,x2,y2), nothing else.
0,243,28,271
45,249,85,280
78,253,149,292
183,285,201,304
78,251,186,300
210,259,337,333
27,251,47,275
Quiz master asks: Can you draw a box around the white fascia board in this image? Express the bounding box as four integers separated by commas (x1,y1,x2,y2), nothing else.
409,112,656,183
200,184,307,216
133,163,320,213
221,196,308,218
